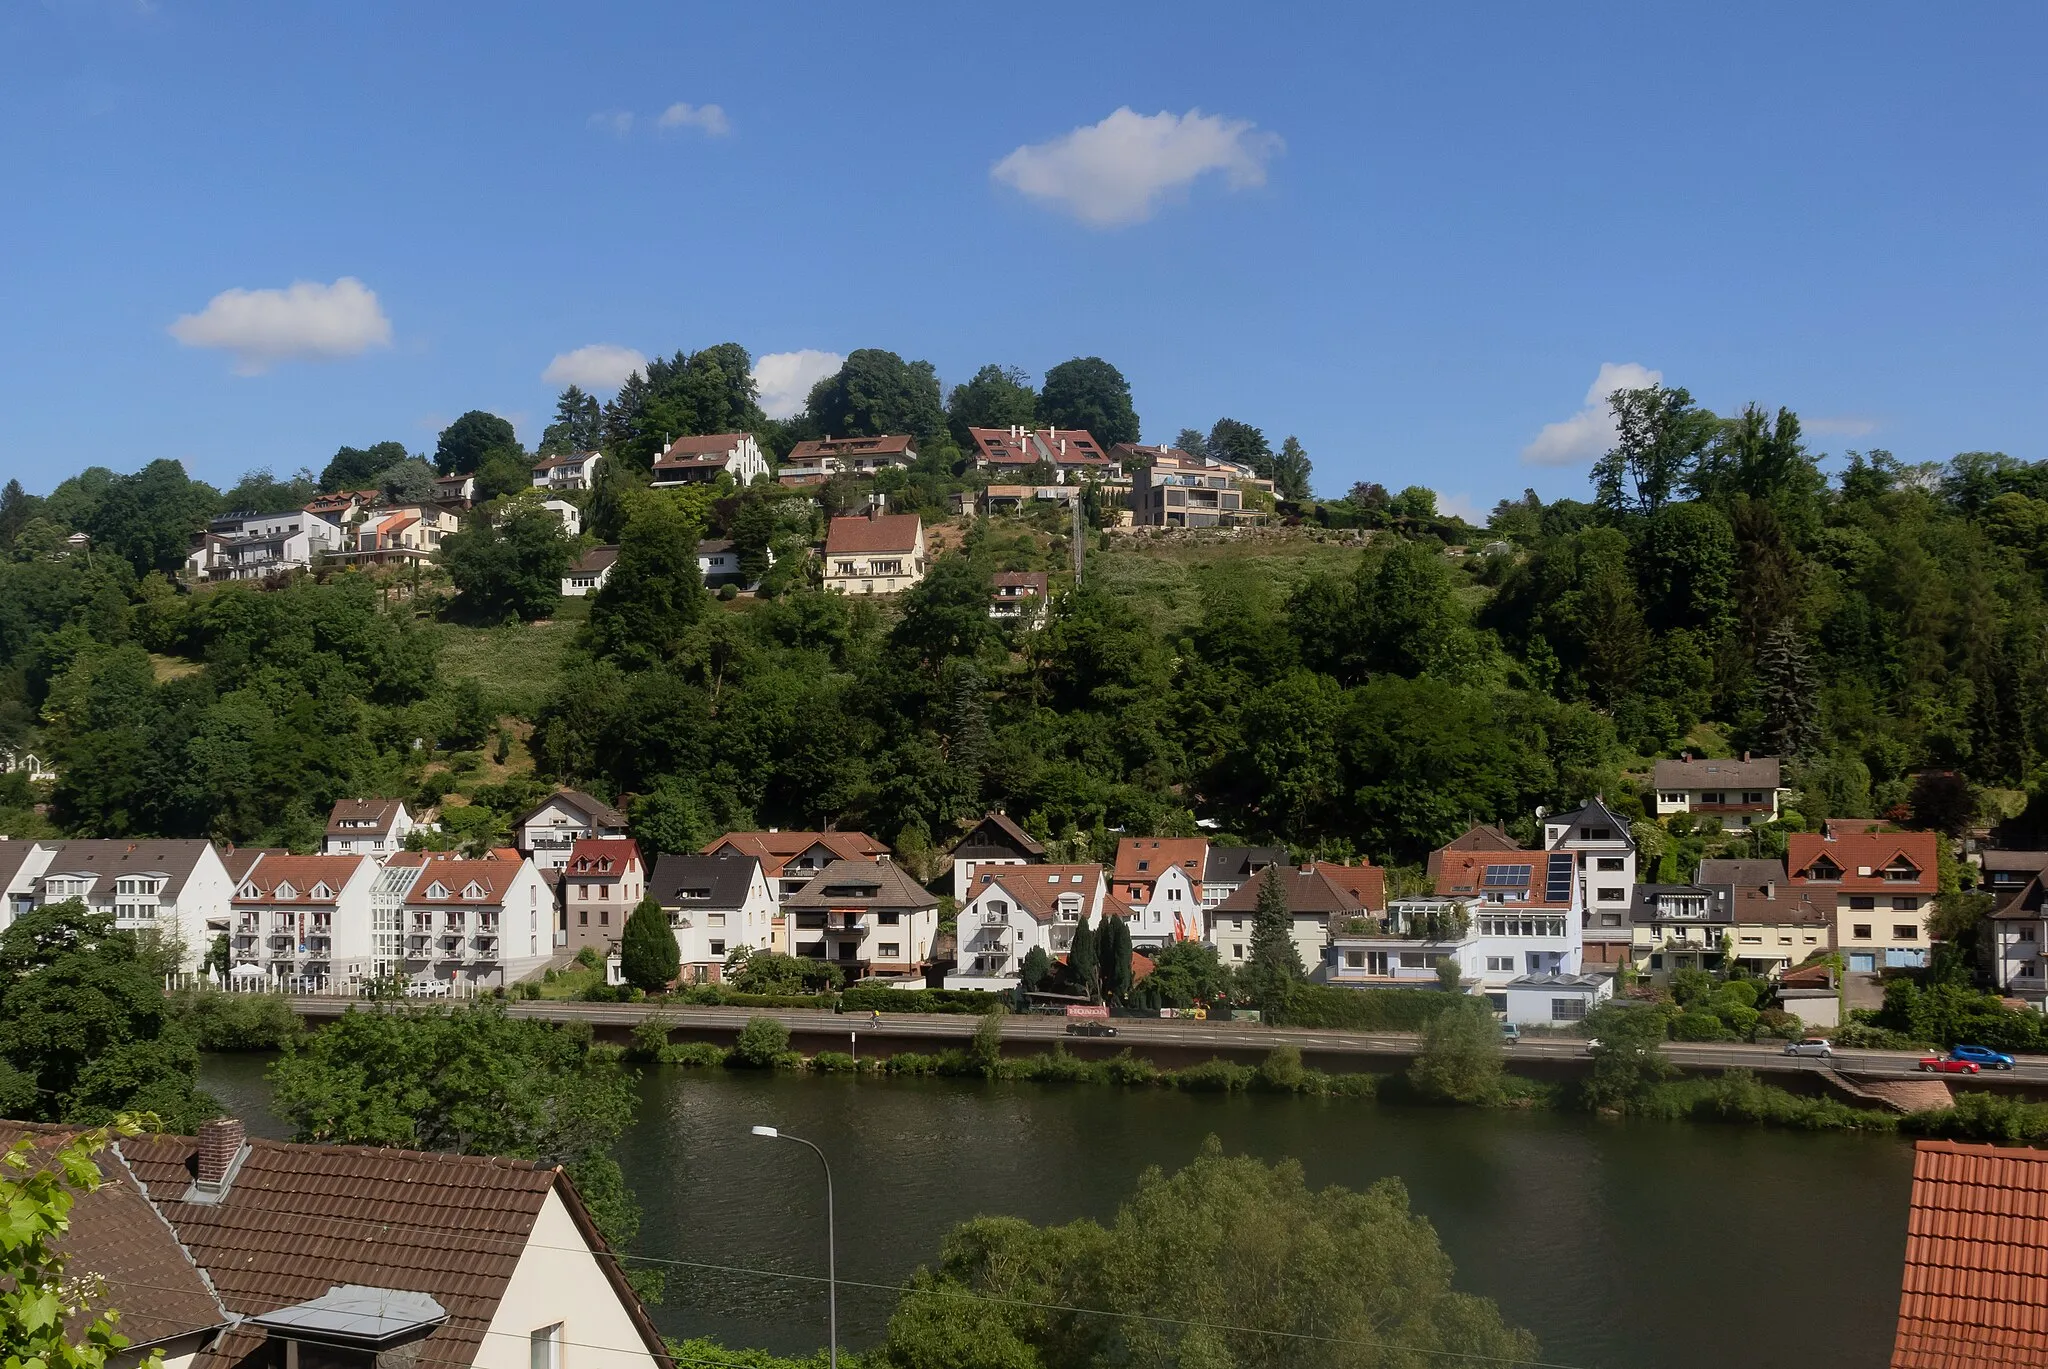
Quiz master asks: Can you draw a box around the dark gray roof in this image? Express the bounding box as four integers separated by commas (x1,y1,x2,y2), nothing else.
250,1286,447,1350
1628,882,1735,925
650,850,760,909
515,789,626,830
1544,799,1636,850
1652,756,1782,790
1981,850,2048,873
0,839,42,889
948,811,1046,860
1204,846,1288,885
36,839,214,899
785,859,938,911
1696,857,1785,886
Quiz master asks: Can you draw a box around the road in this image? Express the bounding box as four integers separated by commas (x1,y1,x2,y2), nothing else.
282,996,2048,1085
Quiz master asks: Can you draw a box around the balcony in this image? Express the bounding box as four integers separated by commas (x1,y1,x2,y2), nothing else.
823,915,868,935
474,937,498,959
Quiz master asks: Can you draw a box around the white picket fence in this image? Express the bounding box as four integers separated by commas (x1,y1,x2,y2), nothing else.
165,971,487,1000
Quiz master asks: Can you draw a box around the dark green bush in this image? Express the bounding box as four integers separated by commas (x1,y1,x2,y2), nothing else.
1275,983,1463,1031
728,1016,792,1068
1170,1059,1255,1092
1903,1091,2048,1144
840,986,1006,1015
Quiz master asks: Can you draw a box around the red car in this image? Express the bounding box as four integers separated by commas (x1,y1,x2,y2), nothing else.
1918,1056,1982,1074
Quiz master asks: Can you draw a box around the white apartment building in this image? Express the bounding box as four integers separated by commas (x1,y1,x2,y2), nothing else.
649,850,779,983
784,859,939,978
514,790,629,870
185,511,344,581
4,839,232,972
531,451,603,491
229,853,380,989
399,854,553,988
953,865,1117,981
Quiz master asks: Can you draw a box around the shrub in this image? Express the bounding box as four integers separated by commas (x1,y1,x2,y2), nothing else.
1015,1048,1105,1084
728,1016,792,1068
840,986,1005,1015
884,1052,942,1076
1278,984,1462,1031
1171,1059,1255,1093
1903,1091,2048,1145
574,945,603,971
1834,1022,1929,1051
1102,1051,1161,1086
1671,1009,1735,1042
809,1051,860,1073
1408,1001,1505,1104
1255,1045,1308,1092
619,895,679,992
968,1007,1004,1076
171,988,303,1051
665,1041,728,1068
626,1015,674,1062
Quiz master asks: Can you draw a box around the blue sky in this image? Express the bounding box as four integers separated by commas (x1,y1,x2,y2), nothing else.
2,2,2043,516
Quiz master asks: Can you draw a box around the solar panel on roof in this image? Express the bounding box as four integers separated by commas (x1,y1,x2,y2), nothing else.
1481,864,1532,886
1546,853,1573,902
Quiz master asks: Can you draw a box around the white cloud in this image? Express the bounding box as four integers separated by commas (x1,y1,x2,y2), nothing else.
1437,492,1487,524
657,101,730,137
1805,415,1879,437
542,344,648,392
1520,362,1664,467
588,110,634,137
168,276,392,375
991,107,1283,228
753,349,844,419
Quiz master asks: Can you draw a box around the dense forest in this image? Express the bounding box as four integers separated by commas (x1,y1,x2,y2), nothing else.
3,348,2045,882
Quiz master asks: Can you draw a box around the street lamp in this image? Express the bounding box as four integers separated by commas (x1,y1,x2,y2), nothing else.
749,1126,836,1369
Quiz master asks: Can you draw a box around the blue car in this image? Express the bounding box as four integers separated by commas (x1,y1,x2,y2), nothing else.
1950,1044,2017,1071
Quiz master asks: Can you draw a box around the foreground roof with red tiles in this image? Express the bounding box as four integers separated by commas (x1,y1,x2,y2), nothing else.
1892,1140,2048,1367
1789,830,1940,895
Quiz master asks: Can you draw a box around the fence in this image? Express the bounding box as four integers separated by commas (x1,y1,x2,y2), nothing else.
165,971,488,1000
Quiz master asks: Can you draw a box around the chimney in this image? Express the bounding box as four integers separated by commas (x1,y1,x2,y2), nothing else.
190,1117,247,1201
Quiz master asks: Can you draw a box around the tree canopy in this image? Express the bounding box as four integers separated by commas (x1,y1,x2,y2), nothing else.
434,411,522,476
1040,358,1139,447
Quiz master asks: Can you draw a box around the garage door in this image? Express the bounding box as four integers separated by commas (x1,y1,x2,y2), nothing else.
1849,952,1876,973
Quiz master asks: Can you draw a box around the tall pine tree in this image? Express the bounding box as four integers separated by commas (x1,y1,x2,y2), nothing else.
1755,622,1820,758
1066,913,1100,1001
1243,867,1305,1014
620,894,679,992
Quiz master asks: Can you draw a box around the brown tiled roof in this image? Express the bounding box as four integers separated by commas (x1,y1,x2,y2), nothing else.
784,435,916,462
1779,960,1836,988
784,859,938,911
516,789,627,830
326,797,404,838
119,1132,670,1369
0,1124,227,1350
1891,1140,2048,1367
967,427,1109,467
951,811,1045,858
657,433,751,459
703,831,889,877
404,859,522,907
970,865,1106,924
233,854,371,906
530,450,598,470
991,571,1049,596
1788,831,1940,895
1652,755,1783,790
1320,863,1387,913
1214,865,1365,916
36,840,215,900
824,513,922,556
1695,857,1834,925
1113,838,1208,886
1426,823,1525,883
566,838,641,876
568,545,620,577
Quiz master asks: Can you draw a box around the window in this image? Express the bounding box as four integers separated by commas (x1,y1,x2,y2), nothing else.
1600,913,1622,927
708,913,726,927
709,939,726,956
1232,919,1244,930
1739,934,1761,944
599,910,609,927
599,885,609,899
1598,887,1625,902
1232,944,1244,959
1701,791,1725,804
1597,857,1624,871
1849,896,1876,910
1649,954,1664,969
578,885,589,900
1486,955,1513,972
1345,950,1364,968
1852,924,1872,939
1136,860,1150,872
1893,925,1919,941
1582,827,1612,841
531,1324,562,1369
578,910,588,925
1743,791,1766,804
879,911,901,925
879,942,900,958
1805,858,1842,882
1551,998,1588,1022
1892,896,1920,911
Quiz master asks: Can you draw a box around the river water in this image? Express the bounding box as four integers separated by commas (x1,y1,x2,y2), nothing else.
200,1055,1913,1369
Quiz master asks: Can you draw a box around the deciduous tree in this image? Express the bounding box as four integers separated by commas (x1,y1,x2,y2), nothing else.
434,410,522,476
1040,357,1139,447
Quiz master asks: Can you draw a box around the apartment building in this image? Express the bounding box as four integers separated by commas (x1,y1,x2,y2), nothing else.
954,864,1118,980
649,433,769,487
324,797,415,855
649,849,778,983
531,450,603,491
780,434,918,481
1697,857,1834,976
185,510,344,581
784,859,939,978
1543,799,1637,965
1127,448,1254,527
967,426,1112,478
400,854,552,987
1209,865,1358,971
229,853,379,988
946,810,1045,901
560,839,648,955
7,839,233,972
703,830,891,903
515,790,629,870
1789,823,1940,971
1111,837,1208,946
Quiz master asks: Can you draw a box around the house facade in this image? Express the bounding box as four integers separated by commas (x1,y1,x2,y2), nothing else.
649,850,778,982
781,434,918,481
1128,450,1253,527
703,830,891,903
946,810,1046,900
1112,837,1209,946
697,538,773,588
346,505,459,565
954,864,1118,981
1210,864,1357,971
400,853,552,987
784,858,938,978
229,853,379,988
989,570,1049,624
967,426,1113,478
11,839,233,971
1788,824,1940,971
562,545,620,597
1652,753,1785,827
515,790,629,870
1543,799,1637,947
559,839,648,955
531,450,603,491
650,433,768,487
324,797,415,855
1696,857,1834,976
823,512,926,594
1628,882,1737,980
186,511,343,581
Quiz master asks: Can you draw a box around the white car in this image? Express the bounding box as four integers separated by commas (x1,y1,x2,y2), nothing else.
1783,1039,1834,1059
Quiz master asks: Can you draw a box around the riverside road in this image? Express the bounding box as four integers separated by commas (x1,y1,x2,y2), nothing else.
282,996,2047,1087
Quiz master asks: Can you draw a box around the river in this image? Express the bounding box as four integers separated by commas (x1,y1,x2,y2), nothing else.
200,1054,1913,1369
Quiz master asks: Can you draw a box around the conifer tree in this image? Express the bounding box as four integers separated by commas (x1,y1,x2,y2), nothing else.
1067,914,1100,1001
1243,868,1305,1013
619,894,679,992
1756,621,1820,757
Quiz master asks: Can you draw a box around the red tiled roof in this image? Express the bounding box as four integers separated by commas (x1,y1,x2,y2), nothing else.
326,797,403,837
1434,850,1574,907
233,854,370,905
119,1131,671,1369
1891,1140,2048,1367
1426,823,1526,883
967,427,1110,467
785,435,916,462
970,865,1105,924
1321,863,1387,912
991,571,1049,595
1788,830,1940,895
825,513,922,555
567,838,642,876
703,831,889,877
1113,837,1208,885
404,859,522,907
654,433,750,463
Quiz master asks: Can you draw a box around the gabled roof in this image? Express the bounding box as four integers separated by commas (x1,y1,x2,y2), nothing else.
1113,837,1208,885
1980,850,2048,873
1320,862,1387,913
568,544,620,577
655,433,751,459
649,850,761,909
34,840,214,897
402,859,524,906
991,570,1049,595
234,855,371,906
516,789,626,830
1433,849,1574,907
1214,865,1364,916
784,859,937,911
1426,824,1525,883
530,450,599,470
949,811,1045,860
785,435,917,462
0,1123,228,1350
326,797,405,838
118,1130,671,1369
565,838,641,876
1787,830,1941,894
1652,755,1783,790
967,427,1110,467
1544,798,1636,850
1202,846,1288,886
703,831,889,876
825,513,922,556
969,865,1106,924
1695,857,1834,924
1890,1141,2048,1367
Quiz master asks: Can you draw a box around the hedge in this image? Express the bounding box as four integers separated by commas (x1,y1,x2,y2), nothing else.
839,985,1006,1015
1275,983,1462,1031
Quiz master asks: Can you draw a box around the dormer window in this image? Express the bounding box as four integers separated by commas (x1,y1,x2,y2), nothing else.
311,883,332,899
462,882,487,899
1883,860,1920,883
275,881,298,900
1803,858,1841,883
239,883,258,898
1137,861,1150,872
425,881,449,899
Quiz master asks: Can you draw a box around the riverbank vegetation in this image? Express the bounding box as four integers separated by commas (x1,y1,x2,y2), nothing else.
672,1139,1542,1369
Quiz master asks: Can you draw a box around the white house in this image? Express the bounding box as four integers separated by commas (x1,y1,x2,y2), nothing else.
1502,971,1613,1026
543,499,582,536
822,512,926,595
1651,753,1786,827
562,545,619,598
953,864,1118,982
650,433,769,487
399,853,553,987
780,434,918,481
1111,837,1209,947
7,839,233,972
783,858,939,978
946,811,1046,902
187,511,343,581
228,853,380,989
531,451,602,491
514,790,629,870
697,538,773,589
650,849,778,982
1208,865,1357,973
324,797,416,855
